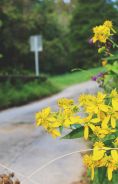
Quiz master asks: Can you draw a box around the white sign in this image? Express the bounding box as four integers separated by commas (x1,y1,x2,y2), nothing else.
29,35,43,77
30,35,43,52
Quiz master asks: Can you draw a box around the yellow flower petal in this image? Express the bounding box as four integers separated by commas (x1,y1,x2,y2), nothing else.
91,165,95,180
112,99,118,111
111,117,116,128
93,149,105,161
104,20,113,29
107,166,113,181
50,129,61,138
36,119,42,126
102,115,110,128
89,124,95,131
43,107,51,116
91,118,100,123
111,150,118,162
84,125,89,140
51,122,61,128
99,104,109,112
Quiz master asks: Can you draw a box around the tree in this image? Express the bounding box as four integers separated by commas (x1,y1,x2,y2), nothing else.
0,0,69,74
69,0,118,69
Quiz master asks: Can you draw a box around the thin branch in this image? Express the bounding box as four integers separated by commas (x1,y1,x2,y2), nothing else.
27,147,118,179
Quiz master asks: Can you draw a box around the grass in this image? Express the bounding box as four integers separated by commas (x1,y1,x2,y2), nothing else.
50,67,104,89
0,67,103,109
0,80,59,109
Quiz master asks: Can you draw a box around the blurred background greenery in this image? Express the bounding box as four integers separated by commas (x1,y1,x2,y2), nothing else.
0,0,118,108
1,0,118,74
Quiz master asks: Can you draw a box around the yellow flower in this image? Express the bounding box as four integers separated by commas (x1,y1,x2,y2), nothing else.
49,129,61,138
112,98,118,111
92,20,116,43
36,107,61,137
36,107,61,129
102,101,118,129
108,165,113,181
93,149,105,161
111,150,118,162
93,126,115,139
104,20,113,29
82,115,100,140
102,60,107,66
104,20,116,33
93,142,109,161
58,98,74,109
85,92,108,115
55,107,82,128
84,125,89,140
83,154,95,180
97,92,106,102
106,156,118,181
63,116,82,127
92,25,111,43
97,156,108,167
36,107,51,126
79,94,96,107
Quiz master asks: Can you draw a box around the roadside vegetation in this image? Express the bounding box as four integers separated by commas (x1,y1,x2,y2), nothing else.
36,20,118,184
50,67,104,89
0,67,103,109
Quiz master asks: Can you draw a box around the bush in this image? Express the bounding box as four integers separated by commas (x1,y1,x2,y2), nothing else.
42,38,69,74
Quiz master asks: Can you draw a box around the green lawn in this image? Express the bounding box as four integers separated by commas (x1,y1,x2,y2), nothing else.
50,67,104,89
0,67,103,109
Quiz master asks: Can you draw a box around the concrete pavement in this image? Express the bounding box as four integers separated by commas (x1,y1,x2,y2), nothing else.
0,80,100,184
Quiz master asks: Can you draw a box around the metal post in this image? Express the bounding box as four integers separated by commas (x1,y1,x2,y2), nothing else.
35,51,39,77
29,35,42,77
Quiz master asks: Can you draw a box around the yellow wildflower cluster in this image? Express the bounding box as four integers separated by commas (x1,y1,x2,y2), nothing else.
36,89,118,181
36,107,61,138
79,90,118,139
84,148,118,181
36,98,80,137
92,20,116,43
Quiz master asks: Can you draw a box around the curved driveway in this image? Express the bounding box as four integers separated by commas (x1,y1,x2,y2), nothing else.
0,81,99,184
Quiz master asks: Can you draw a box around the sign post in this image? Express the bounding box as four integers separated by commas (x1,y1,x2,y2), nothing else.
29,35,43,77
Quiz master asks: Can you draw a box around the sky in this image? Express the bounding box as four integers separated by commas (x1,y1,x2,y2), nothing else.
63,0,71,3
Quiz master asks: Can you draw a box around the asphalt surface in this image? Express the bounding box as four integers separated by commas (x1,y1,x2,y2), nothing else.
0,81,100,184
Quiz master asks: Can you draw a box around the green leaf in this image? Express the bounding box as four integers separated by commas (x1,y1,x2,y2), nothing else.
73,124,82,128
62,125,84,139
103,134,116,147
98,167,107,184
59,126,63,134
105,53,118,61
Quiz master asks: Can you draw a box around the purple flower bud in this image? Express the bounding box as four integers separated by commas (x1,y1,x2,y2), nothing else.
88,38,94,45
92,72,104,81
92,76,97,81
106,40,112,49
97,72,104,77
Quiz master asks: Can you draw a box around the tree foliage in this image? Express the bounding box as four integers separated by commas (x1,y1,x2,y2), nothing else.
0,0,69,74
69,0,118,69
1,0,118,74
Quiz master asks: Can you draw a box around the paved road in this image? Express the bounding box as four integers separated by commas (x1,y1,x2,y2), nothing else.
0,81,100,184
